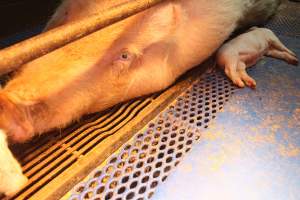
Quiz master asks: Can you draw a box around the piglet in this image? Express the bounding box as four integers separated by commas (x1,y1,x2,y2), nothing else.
216,27,298,88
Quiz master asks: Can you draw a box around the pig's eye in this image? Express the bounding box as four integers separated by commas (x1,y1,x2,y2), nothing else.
118,51,134,61
120,52,129,60
113,50,137,73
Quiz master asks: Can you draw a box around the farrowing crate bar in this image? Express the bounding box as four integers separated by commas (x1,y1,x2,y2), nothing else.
0,0,165,74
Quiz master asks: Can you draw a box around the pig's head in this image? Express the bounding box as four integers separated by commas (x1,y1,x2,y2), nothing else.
3,2,188,134
0,3,182,195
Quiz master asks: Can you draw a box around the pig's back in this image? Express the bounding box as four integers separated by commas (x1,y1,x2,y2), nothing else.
45,0,133,30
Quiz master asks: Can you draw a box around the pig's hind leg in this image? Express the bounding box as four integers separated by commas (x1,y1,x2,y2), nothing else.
265,31,298,65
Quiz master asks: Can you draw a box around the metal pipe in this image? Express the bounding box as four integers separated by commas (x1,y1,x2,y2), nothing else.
0,0,165,74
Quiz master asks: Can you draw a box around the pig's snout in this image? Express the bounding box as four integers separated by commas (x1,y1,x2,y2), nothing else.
0,95,30,195
0,130,28,196
0,95,33,143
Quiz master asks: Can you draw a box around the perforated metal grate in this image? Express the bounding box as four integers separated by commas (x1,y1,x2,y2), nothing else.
67,71,237,200
170,72,235,129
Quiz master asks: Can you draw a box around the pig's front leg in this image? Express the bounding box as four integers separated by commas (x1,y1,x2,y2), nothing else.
217,52,257,88
217,27,298,88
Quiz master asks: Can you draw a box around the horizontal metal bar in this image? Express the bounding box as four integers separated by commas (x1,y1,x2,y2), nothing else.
0,0,165,74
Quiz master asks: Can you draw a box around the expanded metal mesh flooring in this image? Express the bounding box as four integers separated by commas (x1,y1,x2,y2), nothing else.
66,71,237,200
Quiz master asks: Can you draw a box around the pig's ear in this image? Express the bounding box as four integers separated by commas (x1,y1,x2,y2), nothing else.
140,4,181,44
44,0,72,31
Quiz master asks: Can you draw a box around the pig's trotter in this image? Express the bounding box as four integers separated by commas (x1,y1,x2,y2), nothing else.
223,60,257,89
237,61,257,89
218,55,257,88
0,130,28,196
217,53,247,88
223,59,246,88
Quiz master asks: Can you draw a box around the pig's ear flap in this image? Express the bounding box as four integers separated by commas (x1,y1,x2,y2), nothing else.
44,0,71,31
141,4,181,44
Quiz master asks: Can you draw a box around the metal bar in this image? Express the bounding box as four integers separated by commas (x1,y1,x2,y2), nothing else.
0,0,165,74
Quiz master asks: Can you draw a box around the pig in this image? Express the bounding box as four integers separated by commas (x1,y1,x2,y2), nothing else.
216,27,298,88
0,0,286,196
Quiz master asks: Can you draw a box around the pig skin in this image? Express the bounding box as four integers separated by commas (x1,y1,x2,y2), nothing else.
217,27,298,88
0,0,283,195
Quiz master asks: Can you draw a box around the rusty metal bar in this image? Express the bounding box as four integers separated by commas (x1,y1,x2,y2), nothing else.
0,0,165,74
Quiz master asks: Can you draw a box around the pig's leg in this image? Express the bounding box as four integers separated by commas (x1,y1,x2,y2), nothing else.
266,34,298,65
221,55,246,88
216,51,245,87
0,130,27,196
237,61,257,88
221,56,256,88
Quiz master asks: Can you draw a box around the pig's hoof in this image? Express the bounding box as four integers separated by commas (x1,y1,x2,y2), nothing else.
1,174,28,197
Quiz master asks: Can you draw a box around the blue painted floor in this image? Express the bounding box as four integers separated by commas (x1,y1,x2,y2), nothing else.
153,36,300,200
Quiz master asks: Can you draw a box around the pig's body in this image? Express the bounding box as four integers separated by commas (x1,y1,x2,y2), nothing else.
0,0,285,195
2,0,282,142
216,27,298,88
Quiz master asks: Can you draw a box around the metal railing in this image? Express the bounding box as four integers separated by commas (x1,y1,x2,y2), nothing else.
0,0,165,74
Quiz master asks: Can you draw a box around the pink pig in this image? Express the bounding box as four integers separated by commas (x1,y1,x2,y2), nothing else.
0,0,287,196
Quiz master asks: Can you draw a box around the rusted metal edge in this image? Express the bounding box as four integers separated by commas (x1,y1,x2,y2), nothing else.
28,61,211,200
0,0,165,74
